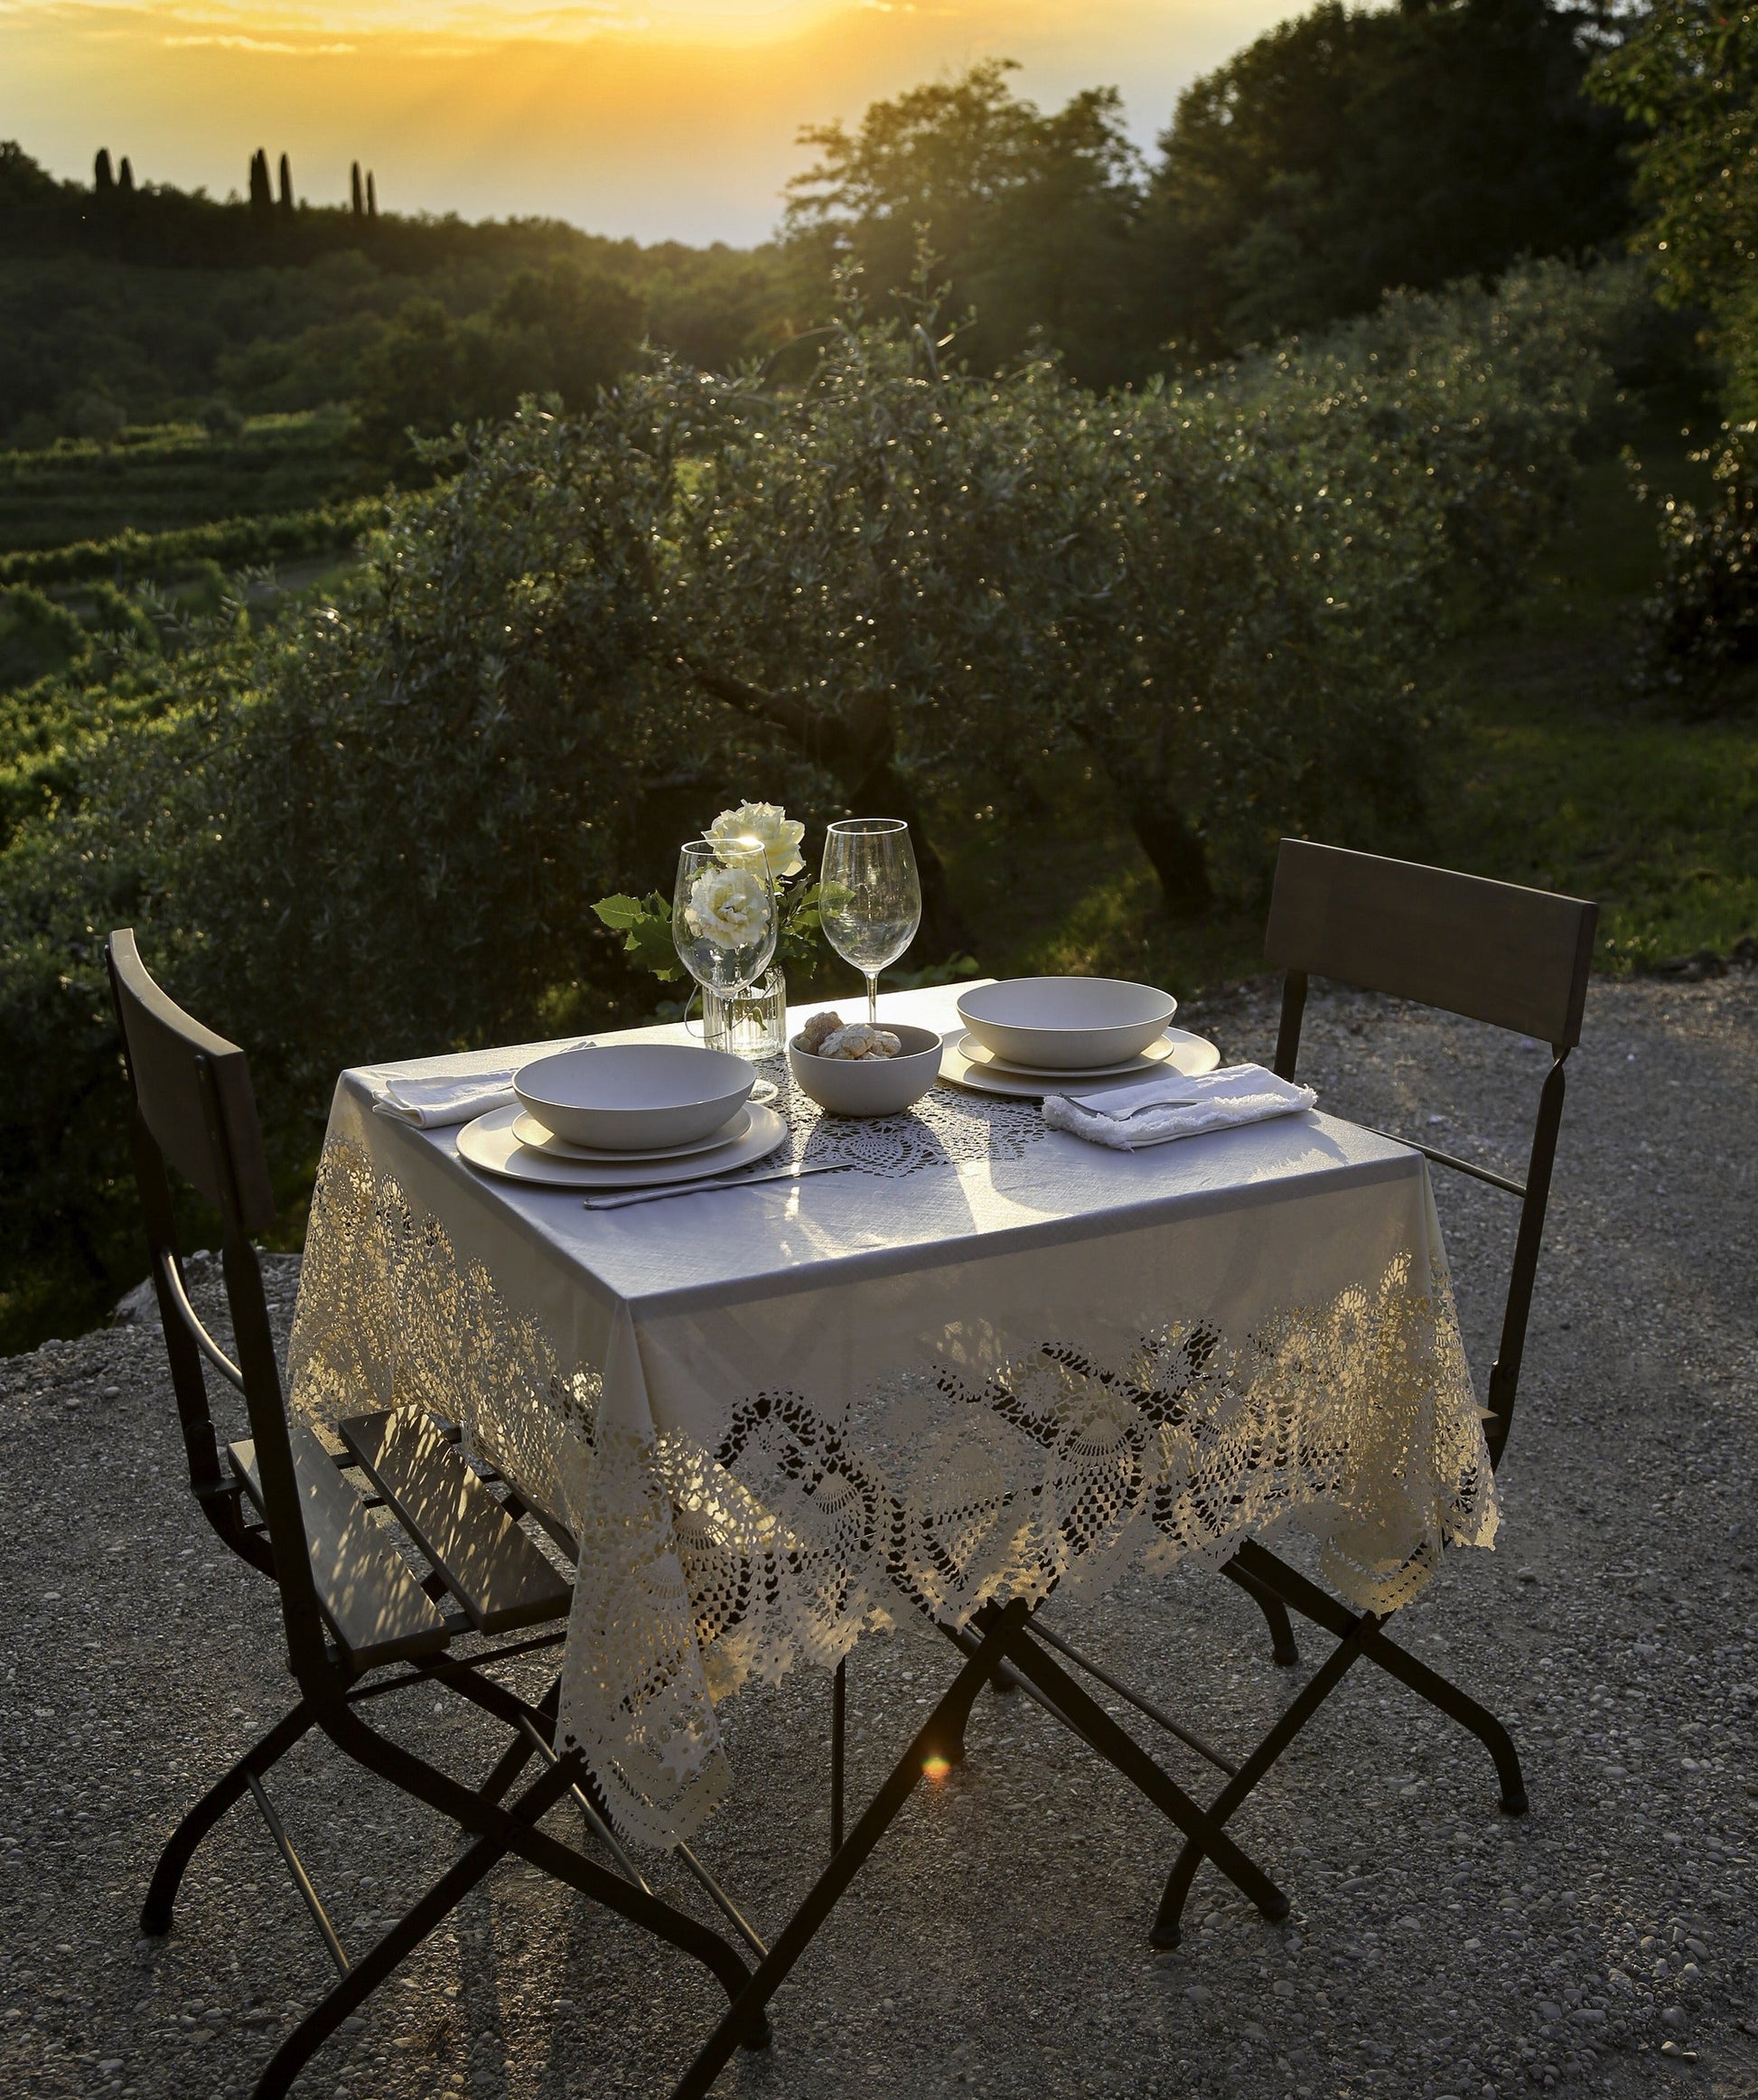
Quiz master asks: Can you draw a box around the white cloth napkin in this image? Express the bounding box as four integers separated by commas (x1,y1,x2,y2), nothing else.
373,1072,523,1129
1042,1062,1317,1151
372,1039,598,1128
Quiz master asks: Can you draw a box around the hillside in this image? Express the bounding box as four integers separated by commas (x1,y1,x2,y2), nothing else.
0,410,372,554
0,144,802,456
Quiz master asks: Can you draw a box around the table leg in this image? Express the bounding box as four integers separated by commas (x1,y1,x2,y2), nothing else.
989,1612,1287,1923
668,1602,1026,2100
830,1655,846,1858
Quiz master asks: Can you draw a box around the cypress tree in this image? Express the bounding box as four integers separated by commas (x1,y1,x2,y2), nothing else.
278,152,295,216
367,171,378,220
117,157,135,197
94,148,114,195
351,161,364,217
248,146,272,227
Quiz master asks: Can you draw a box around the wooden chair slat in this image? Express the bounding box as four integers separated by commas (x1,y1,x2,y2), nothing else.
108,927,276,1232
339,1409,573,1635
1263,839,1596,1046
229,1428,450,1668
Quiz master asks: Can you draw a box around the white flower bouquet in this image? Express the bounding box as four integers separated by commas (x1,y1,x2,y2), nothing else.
594,802,823,983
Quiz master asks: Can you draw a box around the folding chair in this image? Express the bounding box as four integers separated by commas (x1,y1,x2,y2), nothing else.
1123,839,1596,1945
107,929,771,2098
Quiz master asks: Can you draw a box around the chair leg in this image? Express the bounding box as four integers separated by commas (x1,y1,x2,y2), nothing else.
1145,1542,1528,1947
1234,1542,1529,1813
477,1675,560,1807
315,1701,768,2039
141,1702,314,1936
251,1755,577,2100
1358,1624,1528,1814
1221,1556,1300,1666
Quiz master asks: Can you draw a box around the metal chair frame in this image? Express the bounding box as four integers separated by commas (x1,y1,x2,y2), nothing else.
989,840,1595,1947
107,930,780,2096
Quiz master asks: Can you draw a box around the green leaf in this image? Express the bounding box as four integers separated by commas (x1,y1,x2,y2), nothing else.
776,880,823,966
592,893,652,931
592,891,683,980
626,921,684,980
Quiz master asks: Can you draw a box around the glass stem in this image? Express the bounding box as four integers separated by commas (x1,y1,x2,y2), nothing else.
865,971,880,1027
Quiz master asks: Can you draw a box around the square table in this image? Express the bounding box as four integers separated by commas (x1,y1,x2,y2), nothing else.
289,982,1496,1854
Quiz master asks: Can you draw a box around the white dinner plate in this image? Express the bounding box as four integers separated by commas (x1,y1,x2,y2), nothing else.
511,1105,753,1163
956,1031,1185,1083
457,1102,788,1188
940,1027,1220,1100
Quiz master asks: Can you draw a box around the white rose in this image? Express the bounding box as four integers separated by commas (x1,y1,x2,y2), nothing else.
708,802,806,881
685,863,771,950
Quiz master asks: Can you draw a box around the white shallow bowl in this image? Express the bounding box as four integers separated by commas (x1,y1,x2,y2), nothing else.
788,1024,943,1118
957,978,1178,1072
514,1044,755,1152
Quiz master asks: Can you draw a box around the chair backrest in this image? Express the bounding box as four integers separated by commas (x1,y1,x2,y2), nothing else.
107,929,332,1679
1265,839,1595,1050
106,929,276,1233
1261,842,1597,1470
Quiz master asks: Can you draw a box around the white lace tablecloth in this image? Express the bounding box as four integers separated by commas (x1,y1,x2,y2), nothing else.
288,984,1495,1846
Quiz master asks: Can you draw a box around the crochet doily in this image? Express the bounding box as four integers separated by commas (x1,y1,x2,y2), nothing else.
717,1062,1045,1180
290,1136,1494,1848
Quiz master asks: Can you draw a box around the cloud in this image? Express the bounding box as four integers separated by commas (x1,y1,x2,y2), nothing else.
162,33,355,51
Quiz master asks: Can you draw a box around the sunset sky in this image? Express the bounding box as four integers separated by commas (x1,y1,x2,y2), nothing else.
0,1,1306,245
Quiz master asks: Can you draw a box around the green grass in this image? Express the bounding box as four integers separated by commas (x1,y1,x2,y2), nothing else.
937,427,1758,986
1432,652,1758,970
0,409,376,554
1430,435,1757,970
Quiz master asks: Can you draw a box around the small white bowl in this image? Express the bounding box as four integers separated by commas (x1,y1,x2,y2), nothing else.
788,1025,943,1117
957,977,1177,1071
514,1044,754,1151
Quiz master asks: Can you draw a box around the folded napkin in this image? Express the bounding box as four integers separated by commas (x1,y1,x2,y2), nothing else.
1041,1062,1316,1151
373,1073,521,1129
369,1038,595,1129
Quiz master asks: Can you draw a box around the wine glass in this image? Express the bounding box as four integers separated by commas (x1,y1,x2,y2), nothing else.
673,839,778,1021
819,818,921,1026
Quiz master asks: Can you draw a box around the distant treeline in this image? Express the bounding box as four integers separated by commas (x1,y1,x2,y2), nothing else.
0,0,1650,456
2,137,553,274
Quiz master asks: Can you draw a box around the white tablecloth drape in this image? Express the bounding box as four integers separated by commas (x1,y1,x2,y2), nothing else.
289,986,1495,1847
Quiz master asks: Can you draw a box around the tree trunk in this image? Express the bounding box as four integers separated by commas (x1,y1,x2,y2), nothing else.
683,661,970,959
1121,787,1213,918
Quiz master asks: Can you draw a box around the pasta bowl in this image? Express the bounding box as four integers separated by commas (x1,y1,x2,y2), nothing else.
957,977,1178,1072
513,1044,754,1151
788,1025,943,1117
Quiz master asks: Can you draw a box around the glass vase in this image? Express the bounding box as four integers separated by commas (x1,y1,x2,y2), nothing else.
702,966,788,1059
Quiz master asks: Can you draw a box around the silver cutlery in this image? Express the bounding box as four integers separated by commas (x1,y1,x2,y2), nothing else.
583,1159,853,1210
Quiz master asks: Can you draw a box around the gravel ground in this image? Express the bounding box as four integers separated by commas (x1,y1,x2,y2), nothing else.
2,971,1754,2100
